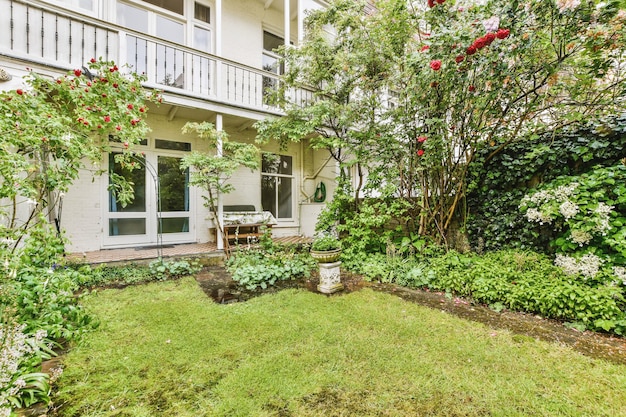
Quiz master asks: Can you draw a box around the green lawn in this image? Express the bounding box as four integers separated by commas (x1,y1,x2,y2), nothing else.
55,277,626,417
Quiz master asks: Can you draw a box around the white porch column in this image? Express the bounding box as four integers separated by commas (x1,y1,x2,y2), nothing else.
216,113,224,250
215,0,223,99
297,0,303,43
284,0,290,46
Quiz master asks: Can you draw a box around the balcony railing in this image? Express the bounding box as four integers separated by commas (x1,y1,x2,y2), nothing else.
0,0,315,113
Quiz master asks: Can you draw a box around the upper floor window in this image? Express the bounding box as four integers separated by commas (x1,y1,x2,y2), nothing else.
42,0,97,14
117,2,184,44
262,31,284,74
140,0,184,15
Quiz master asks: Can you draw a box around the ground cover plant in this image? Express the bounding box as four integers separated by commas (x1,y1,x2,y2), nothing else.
226,240,316,290
350,249,626,335
54,277,625,417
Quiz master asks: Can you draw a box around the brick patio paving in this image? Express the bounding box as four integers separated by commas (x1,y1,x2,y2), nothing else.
68,236,312,265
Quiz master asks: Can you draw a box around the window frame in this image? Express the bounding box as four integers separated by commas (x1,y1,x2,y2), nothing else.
261,153,295,222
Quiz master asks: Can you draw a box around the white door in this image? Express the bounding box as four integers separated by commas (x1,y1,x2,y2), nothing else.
104,141,194,248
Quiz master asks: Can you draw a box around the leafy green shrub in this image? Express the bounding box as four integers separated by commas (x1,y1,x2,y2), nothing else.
520,165,626,267
227,248,316,290
75,259,201,289
149,259,201,281
352,249,626,335
467,112,626,253
311,232,341,251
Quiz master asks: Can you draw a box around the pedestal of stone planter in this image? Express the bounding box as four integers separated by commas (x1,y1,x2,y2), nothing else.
317,260,343,294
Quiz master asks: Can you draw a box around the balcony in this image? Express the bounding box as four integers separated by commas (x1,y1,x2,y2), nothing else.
0,0,314,115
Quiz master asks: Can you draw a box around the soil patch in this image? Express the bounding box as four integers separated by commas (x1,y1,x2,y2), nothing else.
195,266,626,366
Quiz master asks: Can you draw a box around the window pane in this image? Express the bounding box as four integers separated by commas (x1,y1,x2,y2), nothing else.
79,0,94,10
159,217,190,233
279,155,292,175
195,3,210,23
141,0,183,15
263,31,284,52
155,139,191,151
109,218,146,236
261,175,276,217
277,177,292,218
194,26,211,52
109,153,146,213
262,54,280,74
117,3,149,32
158,156,189,212
262,153,281,174
156,15,184,44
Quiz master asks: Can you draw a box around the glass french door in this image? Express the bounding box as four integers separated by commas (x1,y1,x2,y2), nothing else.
105,152,192,247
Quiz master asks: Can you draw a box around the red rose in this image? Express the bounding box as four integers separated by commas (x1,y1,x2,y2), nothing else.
113,83,119,88
102,94,107,98
430,60,442,71
474,38,487,49
139,107,146,113
127,104,134,110
16,89,23,95
123,142,129,148
90,58,97,63
466,45,477,55
455,55,465,63
418,136,427,143
420,45,430,52
436,0,445,3
428,0,435,7
104,115,111,122
417,149,425,156
130,119,140,126
469,85,476,92
484,33,496,45
74,69,82,77
496,28,510,39
116,125,122,131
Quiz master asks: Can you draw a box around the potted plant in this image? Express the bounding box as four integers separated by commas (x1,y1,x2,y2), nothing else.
310,232,342,263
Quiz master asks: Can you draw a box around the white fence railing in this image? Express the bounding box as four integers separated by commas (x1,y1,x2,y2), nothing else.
0,0,315,112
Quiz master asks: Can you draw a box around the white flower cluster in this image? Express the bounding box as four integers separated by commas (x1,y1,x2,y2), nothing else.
613,266,626,286
0,324,48,414
521,183,579,225
524,208,553,225
569,229,593,246
559,200,579,220
592,202,614,235
556,0,581,13
554,253,603,278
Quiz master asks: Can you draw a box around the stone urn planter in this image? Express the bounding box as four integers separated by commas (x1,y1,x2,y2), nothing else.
310,233,344,294
310,248,342,263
